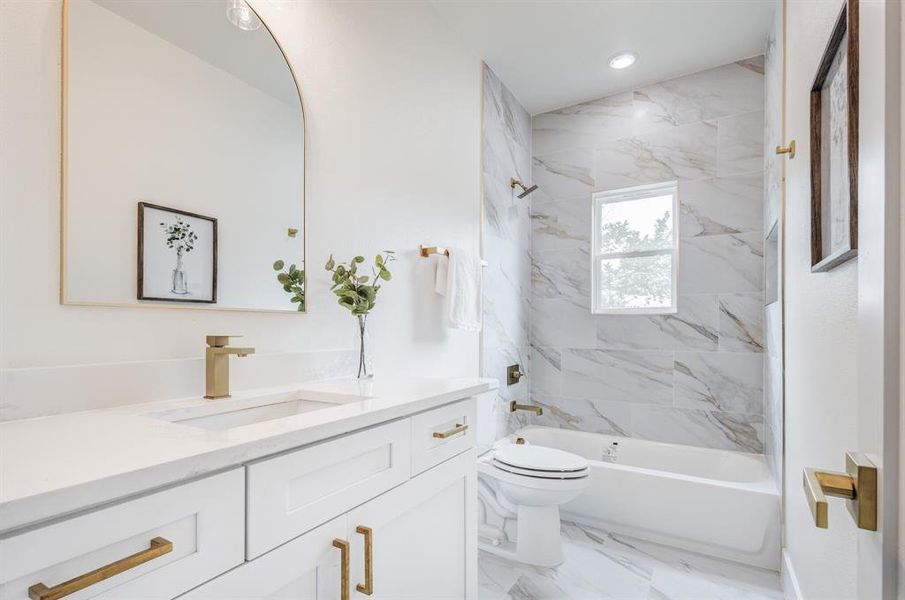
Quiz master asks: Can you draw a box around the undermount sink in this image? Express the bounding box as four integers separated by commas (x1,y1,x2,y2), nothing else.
147,390,369,431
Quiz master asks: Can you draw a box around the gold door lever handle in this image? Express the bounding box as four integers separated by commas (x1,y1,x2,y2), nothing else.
803,452,877,530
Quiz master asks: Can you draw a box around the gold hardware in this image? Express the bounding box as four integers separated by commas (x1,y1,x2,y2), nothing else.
803,452,877,530
28,537,172,600
287,227,299,237
355,526,373,595
333,538,350,600
515,437,526,445
507,364,525,386
775,140,796,158
419,245,449,258
204,335,255,399
433,423,469,439
510,401,543,416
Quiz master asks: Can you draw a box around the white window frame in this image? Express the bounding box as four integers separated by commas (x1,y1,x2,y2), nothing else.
591,181,679,315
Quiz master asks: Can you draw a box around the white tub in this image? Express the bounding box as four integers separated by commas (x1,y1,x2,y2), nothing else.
515,426,780,570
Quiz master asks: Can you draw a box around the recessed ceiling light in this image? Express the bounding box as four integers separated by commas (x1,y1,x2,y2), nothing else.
609,52,637,70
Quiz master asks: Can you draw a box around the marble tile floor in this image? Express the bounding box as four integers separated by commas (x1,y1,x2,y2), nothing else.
478,521,782,600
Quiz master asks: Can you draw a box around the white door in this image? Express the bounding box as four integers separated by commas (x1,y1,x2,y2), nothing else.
345,450,477,600
181,515,347,600
782,0,900,598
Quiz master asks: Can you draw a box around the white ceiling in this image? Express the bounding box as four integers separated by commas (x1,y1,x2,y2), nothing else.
91,0,301,108
431,0,776,115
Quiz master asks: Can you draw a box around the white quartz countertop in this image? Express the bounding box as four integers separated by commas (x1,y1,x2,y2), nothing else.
0,377,489,534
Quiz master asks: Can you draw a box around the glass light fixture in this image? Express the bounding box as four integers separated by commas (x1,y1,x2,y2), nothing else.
226,0,262,31
608,52,637,70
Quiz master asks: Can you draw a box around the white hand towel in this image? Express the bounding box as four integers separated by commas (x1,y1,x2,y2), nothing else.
434,247,482,331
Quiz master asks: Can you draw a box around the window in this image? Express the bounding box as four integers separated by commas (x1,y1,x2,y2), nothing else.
591,182,678,314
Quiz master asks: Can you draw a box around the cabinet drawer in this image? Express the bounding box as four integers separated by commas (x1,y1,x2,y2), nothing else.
246,419,411,558
0,469,244,600
410,399,476,475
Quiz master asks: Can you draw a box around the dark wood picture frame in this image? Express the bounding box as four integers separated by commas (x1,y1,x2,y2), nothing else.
809,0,858,272
137,202,218,303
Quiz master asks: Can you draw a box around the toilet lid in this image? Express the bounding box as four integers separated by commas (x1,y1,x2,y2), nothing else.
493,444,588,473
492,462,589,480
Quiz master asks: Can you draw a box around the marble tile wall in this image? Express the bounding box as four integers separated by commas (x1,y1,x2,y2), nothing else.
529,57,768,453
480,65,533,448
763,0,784,488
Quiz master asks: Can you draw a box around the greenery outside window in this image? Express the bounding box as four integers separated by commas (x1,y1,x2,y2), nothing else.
591,181,678,314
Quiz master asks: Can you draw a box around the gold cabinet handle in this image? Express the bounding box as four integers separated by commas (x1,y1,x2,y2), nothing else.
803,452,877,530
433,423,468,439
332,538,350,600
28,537,173,600
355,526,373,595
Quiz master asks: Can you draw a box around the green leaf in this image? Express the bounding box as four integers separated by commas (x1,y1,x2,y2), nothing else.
289,264,298,275
273,260,284,271
354,256,365,263
375,254,384,267
358,275,369,283
379,269,391,281
325,255,335,270
283,284,292,292
277,273,291,284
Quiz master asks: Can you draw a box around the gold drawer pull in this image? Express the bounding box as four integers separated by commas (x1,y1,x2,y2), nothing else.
332,538,350,600
433,423,468,439
28,537,173,600
355,526,374,595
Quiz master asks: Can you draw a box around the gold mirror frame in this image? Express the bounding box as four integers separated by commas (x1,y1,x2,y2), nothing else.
59,0,309,314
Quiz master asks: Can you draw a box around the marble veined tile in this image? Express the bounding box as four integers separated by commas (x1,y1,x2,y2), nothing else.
674,352,764,414
529,344,561,399
532,396,633,437
532,147,596,200
531,197,591,252
719,293,764,353
631,404,764,453
561,349,674,405
479,523,782,600
531,297,597,349
531,247,591,305
595,120,718,190
596,294,719,351
679,174,764,238
532,92,636,156
679,232,764,294
717,111,765,177
633,58,765,128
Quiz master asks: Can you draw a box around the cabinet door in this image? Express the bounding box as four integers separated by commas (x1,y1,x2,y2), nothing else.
181,515,347,600
346,450,476,600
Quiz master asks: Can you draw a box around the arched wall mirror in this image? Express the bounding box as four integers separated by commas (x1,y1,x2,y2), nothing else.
61,0,306,312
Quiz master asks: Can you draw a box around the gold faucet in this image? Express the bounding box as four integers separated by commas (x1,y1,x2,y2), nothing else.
204,335,255,399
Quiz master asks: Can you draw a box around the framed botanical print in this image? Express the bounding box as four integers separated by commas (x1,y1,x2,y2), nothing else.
809,0,858,272
138,202,217,303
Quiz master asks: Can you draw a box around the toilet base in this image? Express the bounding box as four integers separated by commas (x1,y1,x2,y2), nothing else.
515,504,564,566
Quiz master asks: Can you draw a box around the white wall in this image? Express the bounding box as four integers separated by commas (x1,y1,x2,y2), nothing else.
66,0,304,310
782,0,859,597
0,0,482,419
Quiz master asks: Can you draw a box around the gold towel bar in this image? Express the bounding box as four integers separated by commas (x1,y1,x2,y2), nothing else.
420,245,449,257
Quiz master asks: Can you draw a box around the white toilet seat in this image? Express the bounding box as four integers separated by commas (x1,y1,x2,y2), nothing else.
492,443,589,476
492,461,589,480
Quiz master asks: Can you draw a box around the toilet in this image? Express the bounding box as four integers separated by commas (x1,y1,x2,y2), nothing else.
477,439,590,567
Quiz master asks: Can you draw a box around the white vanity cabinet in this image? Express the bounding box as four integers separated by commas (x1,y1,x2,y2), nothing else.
183,450,475,600
0,396,478,600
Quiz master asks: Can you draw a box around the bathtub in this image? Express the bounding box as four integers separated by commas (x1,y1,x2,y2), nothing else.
514,426,781,570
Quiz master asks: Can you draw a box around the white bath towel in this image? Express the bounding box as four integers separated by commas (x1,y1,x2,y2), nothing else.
434,247,482,332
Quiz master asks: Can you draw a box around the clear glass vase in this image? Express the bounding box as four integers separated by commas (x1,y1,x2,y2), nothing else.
355,314,373,379
171,248,188,295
